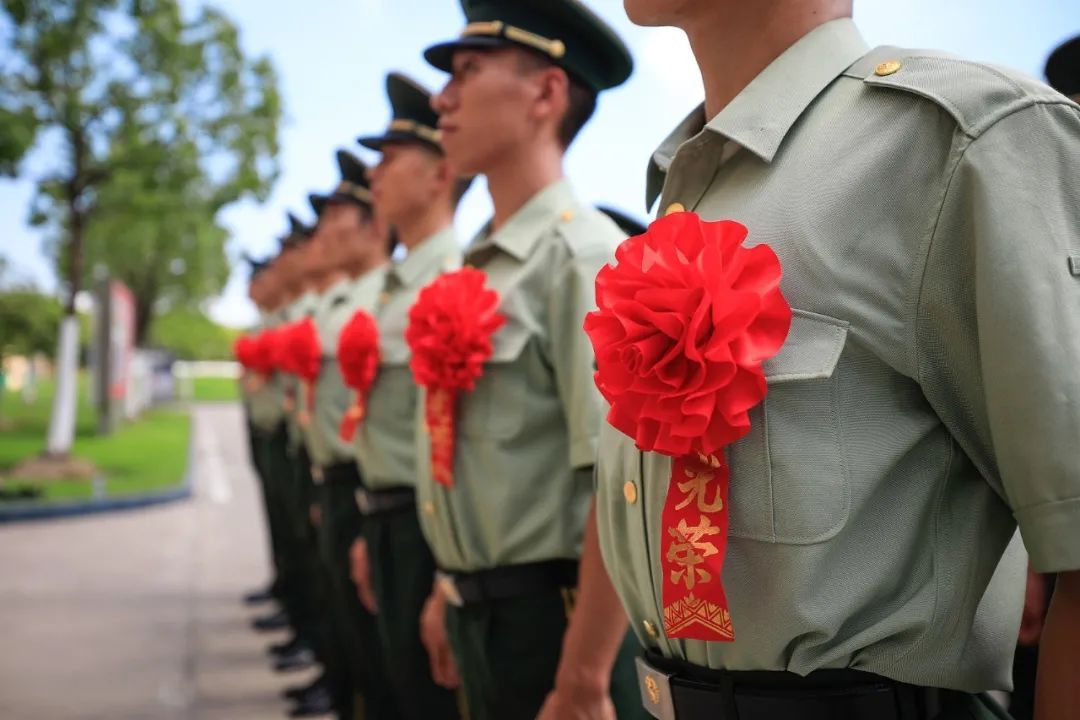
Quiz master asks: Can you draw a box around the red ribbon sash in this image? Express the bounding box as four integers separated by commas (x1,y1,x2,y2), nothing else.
661,452,734,641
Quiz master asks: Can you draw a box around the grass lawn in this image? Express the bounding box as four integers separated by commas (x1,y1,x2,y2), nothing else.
191,376,240,403
0,375,190,504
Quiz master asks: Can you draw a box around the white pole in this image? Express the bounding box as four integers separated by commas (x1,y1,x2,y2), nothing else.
45,315,80,456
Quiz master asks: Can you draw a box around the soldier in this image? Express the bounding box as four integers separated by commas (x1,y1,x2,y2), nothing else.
590,1,1080,718
292,150,399,719
348,71,470,720
416,2,646,718
240,254,287,609
251,216,316,640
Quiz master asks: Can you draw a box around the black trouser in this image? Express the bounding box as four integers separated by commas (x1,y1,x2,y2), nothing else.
276,442,326,657
638,652,1014,720
246,421,286,596
318,464,399,720
364,501,461,720
445,571,645,720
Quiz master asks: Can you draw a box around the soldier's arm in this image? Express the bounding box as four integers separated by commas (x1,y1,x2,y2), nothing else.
538,499,627,720
1035,570,1080,720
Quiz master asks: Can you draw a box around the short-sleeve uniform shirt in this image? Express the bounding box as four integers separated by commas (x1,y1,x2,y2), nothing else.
354,228,460,491
415,180,624,572
302,267,386,469
595,18,1080,693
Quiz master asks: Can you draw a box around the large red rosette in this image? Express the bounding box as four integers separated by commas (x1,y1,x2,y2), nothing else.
336,310,380,442
405,268,505,487
234,335,255,369
584,211,792,642
277,319,322,424
250,329,279,377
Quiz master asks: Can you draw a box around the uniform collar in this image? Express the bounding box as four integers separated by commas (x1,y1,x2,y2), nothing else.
646,18,869,209
391,226,458,287
471,178,576,262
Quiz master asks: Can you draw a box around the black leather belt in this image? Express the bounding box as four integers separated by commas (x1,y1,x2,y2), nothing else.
354,486,415,516
635,652,971,720
436,559,579,607
321,462,362,487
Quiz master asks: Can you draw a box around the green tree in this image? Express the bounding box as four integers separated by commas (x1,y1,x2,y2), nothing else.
0,290,62,362
0,0,282,455
148,307,238,361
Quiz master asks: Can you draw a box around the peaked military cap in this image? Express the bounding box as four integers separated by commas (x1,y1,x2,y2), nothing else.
358,72,443,153
424,0,633,94
279,212,313,250
1046,35,1080,100
310,150,374,217
598,205,647,237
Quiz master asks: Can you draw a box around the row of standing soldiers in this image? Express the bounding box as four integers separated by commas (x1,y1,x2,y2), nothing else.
236,1,1080,720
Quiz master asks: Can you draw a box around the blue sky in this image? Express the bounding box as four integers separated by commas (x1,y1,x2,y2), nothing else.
1,0,1077,328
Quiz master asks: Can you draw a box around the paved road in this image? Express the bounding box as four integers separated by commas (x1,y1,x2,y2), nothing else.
0,404,319,720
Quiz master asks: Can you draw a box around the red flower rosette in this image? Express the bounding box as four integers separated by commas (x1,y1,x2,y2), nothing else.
336,310,380,442
405,267,505,487
250,329,279,377
277,319,322,424
234,335,255,369
584,211,792,642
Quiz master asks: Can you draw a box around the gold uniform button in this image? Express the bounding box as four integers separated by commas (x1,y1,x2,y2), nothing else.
623,481,638,505
664,202,685,216
643,619,659,638
560,209,574,222
422,502,435,516
874,60,902,77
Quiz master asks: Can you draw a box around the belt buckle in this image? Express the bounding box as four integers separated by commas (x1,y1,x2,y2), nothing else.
636,656,676,720
354,489,371,514
435,571,464,608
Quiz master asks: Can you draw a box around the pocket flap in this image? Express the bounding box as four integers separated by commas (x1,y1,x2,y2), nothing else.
763,309,848,384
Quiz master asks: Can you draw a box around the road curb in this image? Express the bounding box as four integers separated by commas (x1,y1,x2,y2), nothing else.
0,411,197,524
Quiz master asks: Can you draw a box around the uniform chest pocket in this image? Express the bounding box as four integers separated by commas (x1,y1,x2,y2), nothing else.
727,309,851,545
369,364,416,423
459,325,531,440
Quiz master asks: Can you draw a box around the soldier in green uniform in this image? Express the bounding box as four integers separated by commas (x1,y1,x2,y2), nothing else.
251,216,317,640
349,71,470,720
588,2,1080,718
295,149,399,719
240,254,288,608
417,2,646,718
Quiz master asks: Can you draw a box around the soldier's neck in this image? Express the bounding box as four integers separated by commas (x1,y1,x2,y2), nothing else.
346,253,387,279
396,207,453,252
485,140,563,233
684,2,851,120
315,269,347,292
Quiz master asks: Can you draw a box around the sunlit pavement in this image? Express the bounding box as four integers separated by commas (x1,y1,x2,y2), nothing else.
0,403,315,719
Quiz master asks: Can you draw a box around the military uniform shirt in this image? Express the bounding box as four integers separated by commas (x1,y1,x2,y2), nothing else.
595,18,1080,693
415,180,624,572
248,308,289,432
283,290,320,449
354,228,460,491
302,267,387,468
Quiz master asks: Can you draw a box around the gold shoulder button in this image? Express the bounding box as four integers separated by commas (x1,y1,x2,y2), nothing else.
664,202,686,216
874,60,902,77
623,481,638,505
560,209,574,222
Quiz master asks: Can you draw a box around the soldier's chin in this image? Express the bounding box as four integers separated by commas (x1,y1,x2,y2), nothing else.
623,0,690,27
441,143,484,178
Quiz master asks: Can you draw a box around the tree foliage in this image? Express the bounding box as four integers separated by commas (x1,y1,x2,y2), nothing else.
148,307,238,361
0,290,63,362
1,0,283,342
